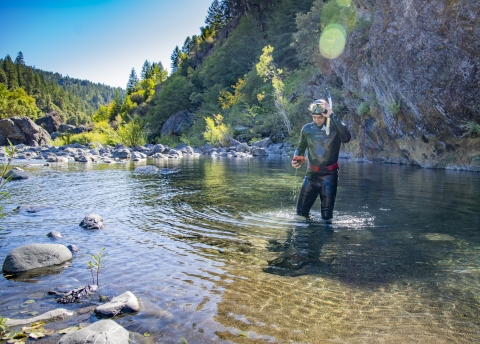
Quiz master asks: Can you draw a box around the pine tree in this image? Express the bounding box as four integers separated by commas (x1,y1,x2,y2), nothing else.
3,55,18,89
205,0,225,32
15,51,25,65
126,68,139,94
170,46,181,73
140,60,153,80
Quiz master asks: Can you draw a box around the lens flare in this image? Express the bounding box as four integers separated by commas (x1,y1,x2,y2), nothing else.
336,0,352,7
319,24,346,59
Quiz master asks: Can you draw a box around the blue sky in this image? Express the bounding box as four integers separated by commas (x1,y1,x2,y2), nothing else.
0,0,214,88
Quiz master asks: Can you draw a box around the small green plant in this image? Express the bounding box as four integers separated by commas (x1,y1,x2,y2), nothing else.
203,114,231,146
0,316,8,335
462,121,480,137
0,141,16,219
356,101,370,116
388,100,401,116
472,155,480,164
88,248,106,287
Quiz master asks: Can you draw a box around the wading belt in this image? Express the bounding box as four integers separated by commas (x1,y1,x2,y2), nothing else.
308,162,339,173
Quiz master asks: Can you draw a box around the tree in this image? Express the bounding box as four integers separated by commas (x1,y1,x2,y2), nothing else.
126,68,139,94
205,0,225,33
140,60,153,80
256,45,291,134
15,51,25,66
3,55,18,89
152,62,168,85
171,46,183,73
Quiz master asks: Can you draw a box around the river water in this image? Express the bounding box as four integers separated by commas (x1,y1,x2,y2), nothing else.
1,157,479,343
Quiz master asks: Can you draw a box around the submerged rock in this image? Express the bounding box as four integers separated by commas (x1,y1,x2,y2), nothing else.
2,244,72,273
58,319,129,344
134,165,159,174
5,308,73,327
95,291,140,317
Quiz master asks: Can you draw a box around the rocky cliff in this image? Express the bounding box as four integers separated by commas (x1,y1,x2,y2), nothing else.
317,0,479,171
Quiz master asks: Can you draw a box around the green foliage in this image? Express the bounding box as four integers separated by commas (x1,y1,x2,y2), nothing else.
0,315,8,334
53,121,119,147
148,74,192,132
92,105,110,123
203,114,231,146
0,142,15,219
156,134,180,147
1,53,124,124
117,117,147,147
357,101,370,116
0,83,41,119
388,100,401,116
472,155,480,163
462,121,480,137
88,247,106,287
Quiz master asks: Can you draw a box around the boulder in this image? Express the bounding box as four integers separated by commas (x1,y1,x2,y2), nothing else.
2,244,73,273
134,166,159,174
58,319,129,344
80,214,104,230
252,138,272,149
5,308,72,327
0,116,51,146
235,143,250,153
95,291,140,317
252,147,268,156
5,167,33,180
112,148,131,159
35,111,63,134
160,110,195,136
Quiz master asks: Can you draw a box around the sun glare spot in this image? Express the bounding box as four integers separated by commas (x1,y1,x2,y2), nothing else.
336,0,352,7
319,24,347,59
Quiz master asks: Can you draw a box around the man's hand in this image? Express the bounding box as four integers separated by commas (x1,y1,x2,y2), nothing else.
292,160,302,169
319,100,333,117
291,156,305,169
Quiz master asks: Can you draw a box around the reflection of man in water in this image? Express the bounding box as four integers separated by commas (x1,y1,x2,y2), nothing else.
292,99,351,220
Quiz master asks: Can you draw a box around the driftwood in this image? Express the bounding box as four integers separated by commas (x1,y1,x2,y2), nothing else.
48,284,98,304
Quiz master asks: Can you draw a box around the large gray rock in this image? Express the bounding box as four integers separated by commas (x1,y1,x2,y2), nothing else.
35,111,63,134
5,308,72,327
58,319,129,344
79,214,104,230
112,148,131,159
95,291,140,317
2,244,73,273
0,116,51,146
5,167,33,180
251,138,272,149
160,110,195,136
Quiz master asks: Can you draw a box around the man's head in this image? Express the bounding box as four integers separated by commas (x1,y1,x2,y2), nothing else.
309,99,327,126
308,99,328,115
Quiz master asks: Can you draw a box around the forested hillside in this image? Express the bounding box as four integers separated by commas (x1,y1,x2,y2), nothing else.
0,52,124,125
1,0,478,170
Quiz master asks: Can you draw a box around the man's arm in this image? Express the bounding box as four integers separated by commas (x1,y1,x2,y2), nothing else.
292,129,307,168
330,113,351,143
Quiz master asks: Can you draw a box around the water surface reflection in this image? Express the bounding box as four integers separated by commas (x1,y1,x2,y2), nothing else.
0,157,479,343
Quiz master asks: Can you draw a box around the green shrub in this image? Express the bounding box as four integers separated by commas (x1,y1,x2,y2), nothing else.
117,117,147,147
203,114,231,146
462,121,480,137
357,101,370,116
388,101,401,116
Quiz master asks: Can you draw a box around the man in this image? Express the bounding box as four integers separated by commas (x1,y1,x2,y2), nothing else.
292,98,351,220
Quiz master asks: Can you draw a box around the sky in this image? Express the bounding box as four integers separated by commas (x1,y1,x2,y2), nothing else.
0,0,214,88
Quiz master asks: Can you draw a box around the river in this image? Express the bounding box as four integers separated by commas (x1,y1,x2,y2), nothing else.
1,157,479,343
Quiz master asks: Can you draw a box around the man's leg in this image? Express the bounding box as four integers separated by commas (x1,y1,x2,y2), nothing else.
319,172,338,220
296,177,320,217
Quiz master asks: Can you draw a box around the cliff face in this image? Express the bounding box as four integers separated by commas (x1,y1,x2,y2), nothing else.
323,0,480,170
